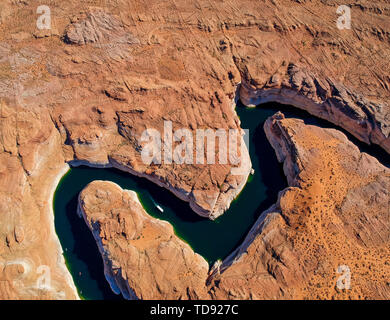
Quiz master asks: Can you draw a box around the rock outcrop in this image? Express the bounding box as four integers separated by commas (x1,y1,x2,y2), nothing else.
78,181,209,300
63,9,140,46
239,63,390,154
0,0,390,298
208,113,390,299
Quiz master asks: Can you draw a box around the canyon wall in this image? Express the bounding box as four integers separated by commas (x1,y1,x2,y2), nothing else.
0,0,389,298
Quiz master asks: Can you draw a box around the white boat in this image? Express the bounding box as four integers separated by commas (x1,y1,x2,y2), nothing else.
151,196,164,213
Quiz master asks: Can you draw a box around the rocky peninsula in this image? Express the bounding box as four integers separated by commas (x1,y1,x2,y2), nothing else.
78,180,209,299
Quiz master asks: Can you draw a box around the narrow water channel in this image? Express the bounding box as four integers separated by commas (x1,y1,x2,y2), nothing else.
53,102,390,300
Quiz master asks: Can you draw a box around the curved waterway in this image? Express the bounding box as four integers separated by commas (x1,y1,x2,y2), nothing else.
53,102,390,300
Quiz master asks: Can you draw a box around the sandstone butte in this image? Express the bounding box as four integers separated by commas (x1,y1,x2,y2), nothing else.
0,0,389,299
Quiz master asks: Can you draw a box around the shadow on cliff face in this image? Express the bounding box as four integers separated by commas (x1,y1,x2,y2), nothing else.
252,117,286,220
59,193,123,300
246,100,390,169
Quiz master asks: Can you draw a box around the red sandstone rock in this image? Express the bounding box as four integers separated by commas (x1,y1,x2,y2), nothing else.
78,180,209,300
0,0,389,299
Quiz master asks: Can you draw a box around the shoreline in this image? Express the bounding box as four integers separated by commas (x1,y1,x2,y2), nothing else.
47,163,80,300
69,157,252,221
238,79,390,155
